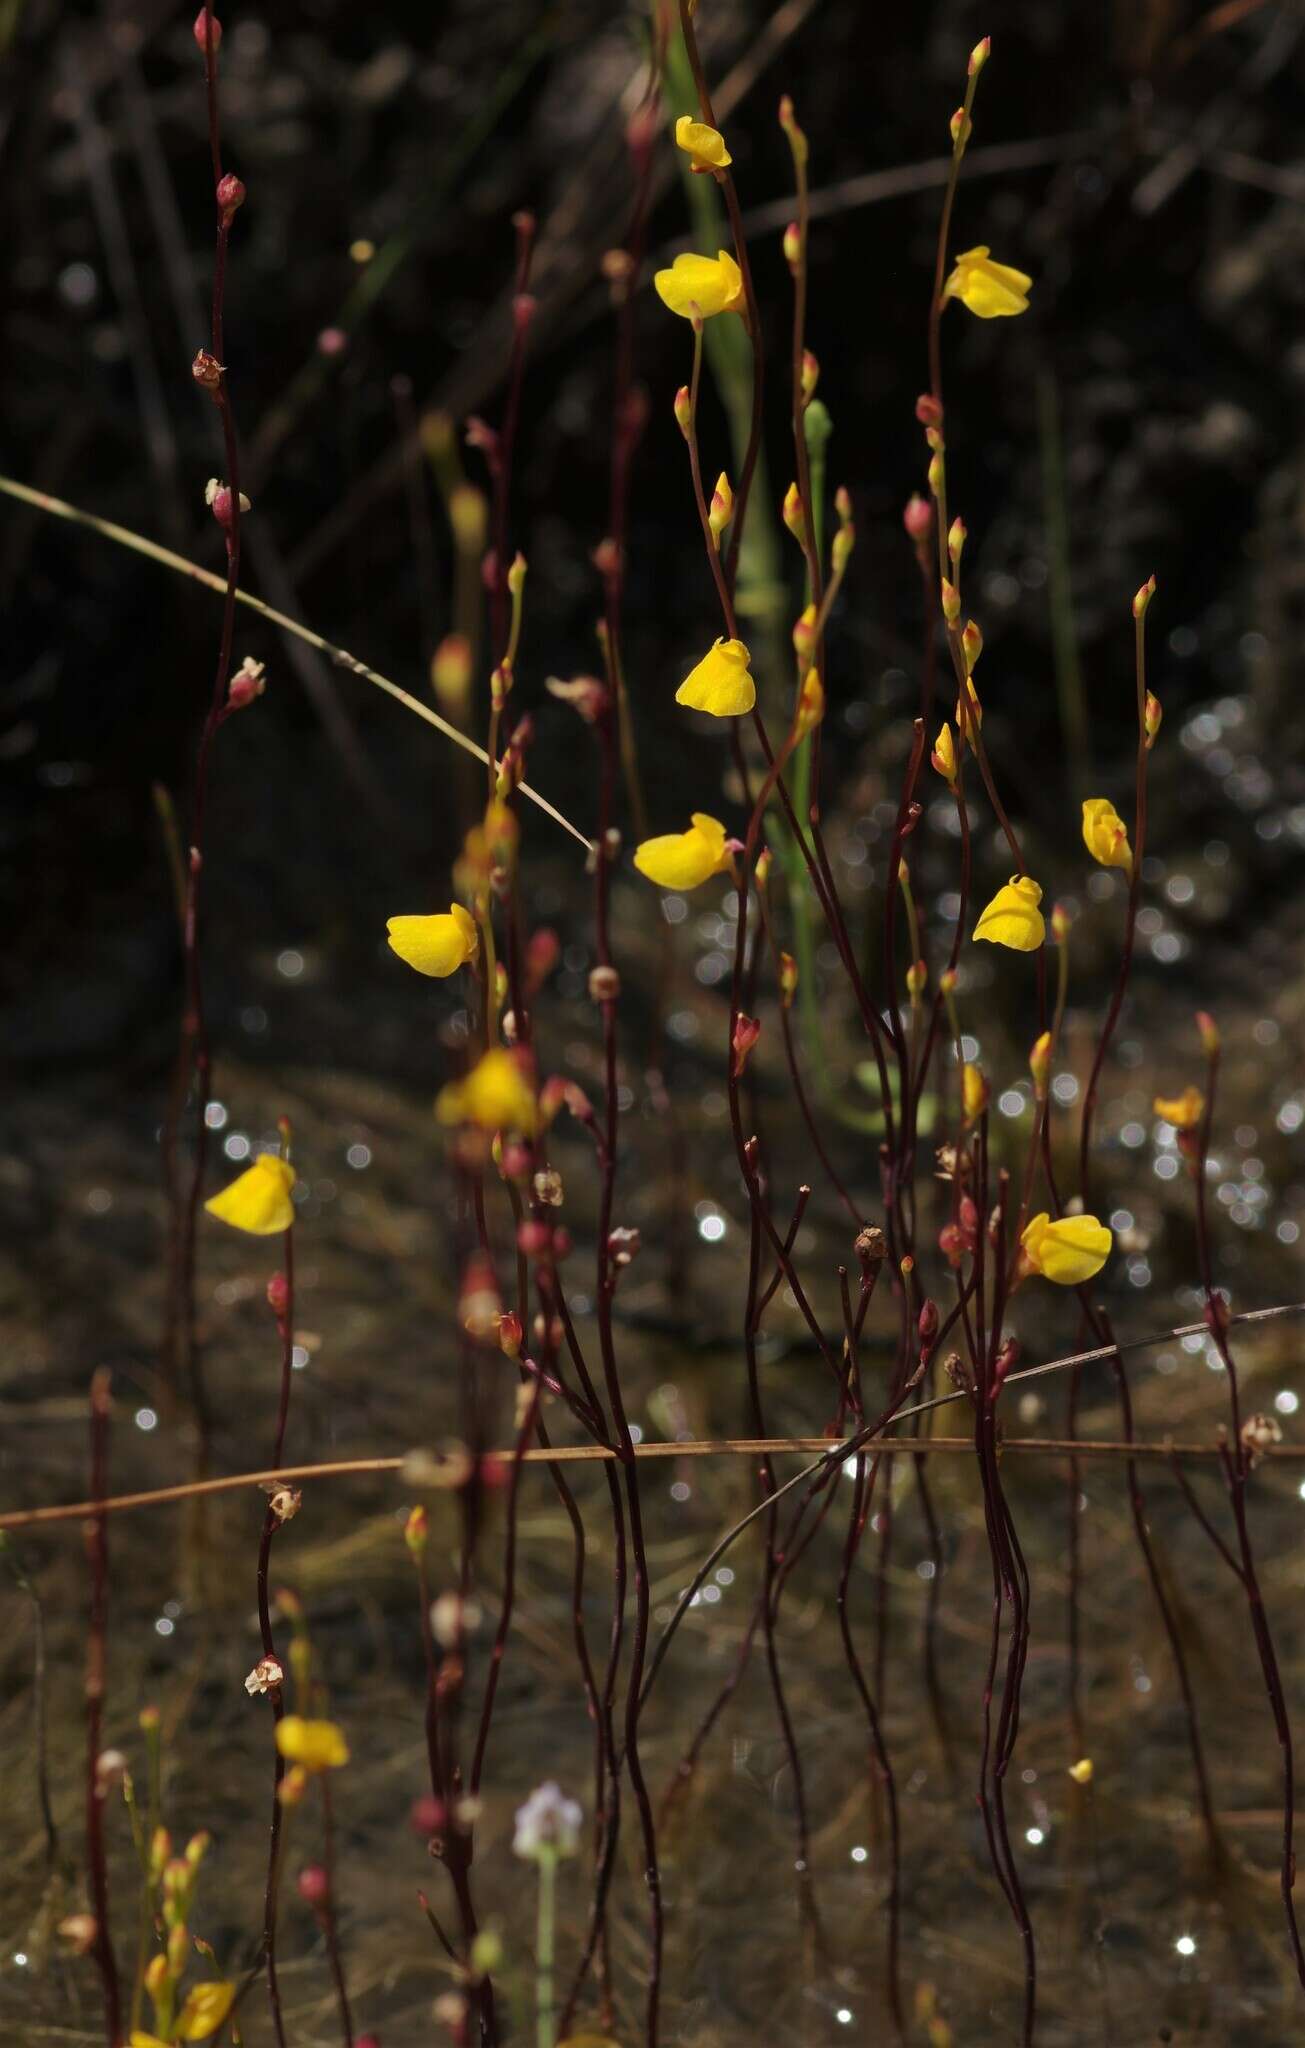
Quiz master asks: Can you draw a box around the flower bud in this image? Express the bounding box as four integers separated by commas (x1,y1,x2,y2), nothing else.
1195,1010,1220,1057
903,493,933,542
960,619,983,673
732,1014,761,1077
939,968,957,996
950,108,972,148
496,1311,522,1358
708,472,734,548
216,172,245,224
458,1253,501,1342
969,35,991,75
915,392,944,429
205,478,250,529
297,1865,330,1908
927,452,945,498
1029,1030,1052,1099
191,348,222,392
193,9,221,52
940,579,961,625
432,634,473,715
792,602,818,659
931,723,957,785
448,482,488,553
404,1505,428,1557
227,655,265,711
1144,691,1162,748
673,385,691,438
831,520,856,575
794,667,824,738
777,95,808,166
1050,902,1072,943
801,349,820,401
962,1062,988,1124
58,1913,98,1955
947,517,966,565
588,963,620,1004
754,847,771,890
779,952,798,1007
1132,574,1156,620
906,959,927,998
781,482,807,544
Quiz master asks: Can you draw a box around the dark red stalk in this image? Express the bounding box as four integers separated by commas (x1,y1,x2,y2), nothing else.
256,1222,295,2047
85,1368,120,2048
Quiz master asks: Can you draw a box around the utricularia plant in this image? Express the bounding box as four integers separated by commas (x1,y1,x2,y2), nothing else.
513,1784,582,2048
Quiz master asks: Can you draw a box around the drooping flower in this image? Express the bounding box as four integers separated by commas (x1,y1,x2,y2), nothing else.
274,1716,350,1773
436,1048,537,1135
513,1781,582,1863
174,1982,237,2041
675,115,732,173
1020,1211,1113,1286
1081,798,1132,873
653,249,744,320
675,637,755,716
633,813,730,891
204,1154,296,1236
942,246,1033,319
386,904,478,978
974,875,1045,952
1153,1086,1205,1131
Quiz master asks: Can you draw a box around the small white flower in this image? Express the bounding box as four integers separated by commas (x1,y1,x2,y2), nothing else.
265,1484,302,1524
431,1592,481,1648
513,1781,582,1862
245,1655,284,1697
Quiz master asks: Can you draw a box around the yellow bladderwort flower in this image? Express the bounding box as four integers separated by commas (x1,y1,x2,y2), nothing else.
1081,798,1132,873
942,246,1033,319
386,903,478,978
274,1716,350,1773
1153,1086,1205,1131
932,722,957,785
675,637,756,716
634,813,730,891
1020,1211,1113,1286
653,249,744,320
175,1981,237,2041
436,1048,537,1135
974,875,1045,952
204,1154,296,1236
675,115,732,172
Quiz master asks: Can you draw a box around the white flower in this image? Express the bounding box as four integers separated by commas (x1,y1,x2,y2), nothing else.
265,1483,302,1524
513,1781,582,1862
245,1655,284,1697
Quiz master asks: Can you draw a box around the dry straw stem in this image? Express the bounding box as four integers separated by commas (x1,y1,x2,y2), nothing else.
8,1303,1301,1535
0,475,591,853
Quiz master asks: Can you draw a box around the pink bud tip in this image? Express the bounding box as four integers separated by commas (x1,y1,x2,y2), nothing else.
266,1272,289,1318
296,1866,330,1907
193,9,221,53
216,173,245,222
410,1796,445,1835
903,494,933,542
915,393,944,429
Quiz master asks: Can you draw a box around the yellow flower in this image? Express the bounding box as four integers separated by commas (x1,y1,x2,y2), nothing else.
675,637,756,717
675,115,732,172
275,1716,350,1773
436,1048,537,1135
974,875,1045,952
942,246,1033,318
1081,798,1132,873
1153,1086,1205,1131
932,723,957,784
204,1154,296,1236
1068,1757,1094,1786
1020,1211,1112,1286
175,1981,237,2041
653,249,743,320
386,904,478,978
634,813,730,891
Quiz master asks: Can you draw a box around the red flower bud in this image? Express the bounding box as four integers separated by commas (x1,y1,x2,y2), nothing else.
297,1865,330,1907
216,173,245,224
903,493,933,542
192,9,221,53
266,1271,289,1318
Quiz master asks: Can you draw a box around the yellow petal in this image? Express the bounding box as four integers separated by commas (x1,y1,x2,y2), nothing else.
131,2035,172,2048
675,637,756,717
1153,1086,1205,1131
674,115,732,171
1068,1757,1094,1785
175,1980,237,2041
274,1716,350,1773
436,1048,538,1135
1021,1212,1112,1286
943,246,1032,319
932,722,957,782
204,1154,296,1236
962,1063,988,1124
633,813,728,891
652,249,743,320
386,904,478,977
1081,798,1132,873
973,875,1045,952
